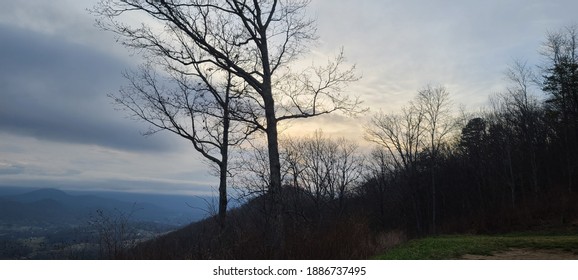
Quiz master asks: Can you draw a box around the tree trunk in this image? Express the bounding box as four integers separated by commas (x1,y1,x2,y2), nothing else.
431,165,436,235
218,164,227,229
507,148,516,209
218,76,232,230
430,137,437,235
262,76,285,258
257,25,286,257
412,193,422,236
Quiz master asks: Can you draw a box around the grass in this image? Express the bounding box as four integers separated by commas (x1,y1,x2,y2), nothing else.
374,231,578,260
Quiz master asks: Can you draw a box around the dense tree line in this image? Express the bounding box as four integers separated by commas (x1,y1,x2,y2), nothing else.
236,26,578,243
356,26,578,236
158,26,578,259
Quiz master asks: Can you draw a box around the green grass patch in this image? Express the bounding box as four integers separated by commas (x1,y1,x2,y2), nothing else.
375,233,578,260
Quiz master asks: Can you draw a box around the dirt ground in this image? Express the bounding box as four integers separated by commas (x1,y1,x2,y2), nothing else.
461,248,578,260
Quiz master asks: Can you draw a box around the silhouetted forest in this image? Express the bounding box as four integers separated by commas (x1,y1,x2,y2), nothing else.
121,26,578,260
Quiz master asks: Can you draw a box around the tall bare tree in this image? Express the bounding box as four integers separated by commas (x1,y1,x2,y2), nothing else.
414,85,454,234
92,0,361,256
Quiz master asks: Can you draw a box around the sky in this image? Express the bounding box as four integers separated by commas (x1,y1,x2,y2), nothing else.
0,0,576,196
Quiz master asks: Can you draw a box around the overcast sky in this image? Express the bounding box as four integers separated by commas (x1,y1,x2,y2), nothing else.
0,0,576,195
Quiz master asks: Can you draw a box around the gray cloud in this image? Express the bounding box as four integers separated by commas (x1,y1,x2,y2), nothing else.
0,162,25,175
311,0,578,112
0,24,172,152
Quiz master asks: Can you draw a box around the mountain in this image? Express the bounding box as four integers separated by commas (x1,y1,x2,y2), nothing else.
0,188,197,226
8,188,71,203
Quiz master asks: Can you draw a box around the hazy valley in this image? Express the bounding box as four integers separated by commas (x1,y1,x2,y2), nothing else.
0,187,210,259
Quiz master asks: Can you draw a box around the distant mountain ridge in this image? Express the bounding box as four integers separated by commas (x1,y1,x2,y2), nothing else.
8,188,70,203
0,188,196,226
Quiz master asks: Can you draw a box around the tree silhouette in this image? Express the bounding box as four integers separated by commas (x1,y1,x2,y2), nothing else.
92,0,361,257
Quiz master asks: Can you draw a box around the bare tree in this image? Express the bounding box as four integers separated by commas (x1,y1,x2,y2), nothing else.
332,137,364,210
92,0,361,256
504,60,543,194
112,63,253,229
364,105,425,233
365,106,424,173
413,85,455,234
282,131,363,213
89,208,138,259
236,142,273,199
366,85,455,234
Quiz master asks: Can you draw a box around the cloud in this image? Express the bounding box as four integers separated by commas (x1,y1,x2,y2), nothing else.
0,162,25,175
0,24,173,152
310,0,578,113
0,132,215,195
